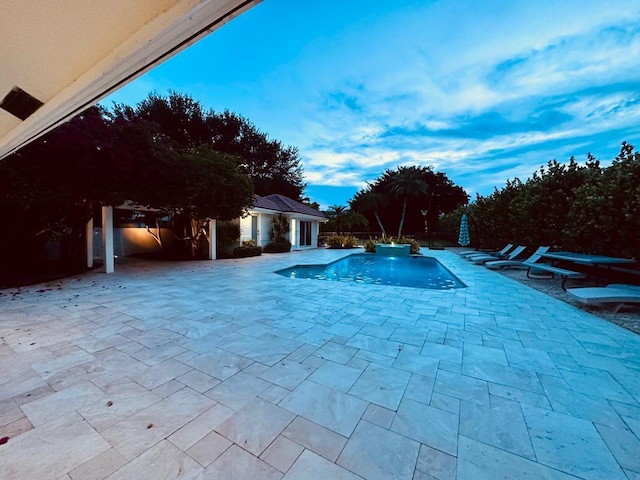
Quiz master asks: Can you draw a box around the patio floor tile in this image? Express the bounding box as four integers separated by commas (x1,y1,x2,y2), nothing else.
459,397,535,459
184,349,253,381
415,443,457,480
104,440,203,479
260,435,305,473
308,360,362,392
204,371,272,409
100,387,214,460
457,435,577,479
185,430,232,467
1,412,111,480
215,397,295,456
279,381,368,437
337,420,420,480
281,415,348,462
434,369,490,406
348,363,410,410
258,359,315,390
20,382,106,427
391,397,459,456
1,249,639,479
68,448,127,480
522,404,627,480
284,450,361,479
203,445,282,479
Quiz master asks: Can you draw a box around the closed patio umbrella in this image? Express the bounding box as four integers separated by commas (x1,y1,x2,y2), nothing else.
458,213,470,246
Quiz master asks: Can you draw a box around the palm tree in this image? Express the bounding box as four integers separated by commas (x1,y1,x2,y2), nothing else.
326,205,347,235
351,188,388,238
388,166,428,237
343,209,368,233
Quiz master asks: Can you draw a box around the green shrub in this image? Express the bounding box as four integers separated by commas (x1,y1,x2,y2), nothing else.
232,244,262,258
326,235,342,248
264,242,291,253
364,238,376,253
326,235,358,249
343,235,358,248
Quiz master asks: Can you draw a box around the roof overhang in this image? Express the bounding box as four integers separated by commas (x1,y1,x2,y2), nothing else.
0,0,261,160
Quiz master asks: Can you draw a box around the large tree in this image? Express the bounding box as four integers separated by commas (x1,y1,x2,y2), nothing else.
113,92,306,199
351,166,468,238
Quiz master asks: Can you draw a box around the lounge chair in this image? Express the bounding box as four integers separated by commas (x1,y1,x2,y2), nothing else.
460,243,513,258
470,245,525,265
523,261,587,290
566,284,640,312
485,246,550,270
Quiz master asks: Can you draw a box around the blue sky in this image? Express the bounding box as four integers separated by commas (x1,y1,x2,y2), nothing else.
103,0,640,209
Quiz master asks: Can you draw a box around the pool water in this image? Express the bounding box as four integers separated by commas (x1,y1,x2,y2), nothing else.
276,253,465,290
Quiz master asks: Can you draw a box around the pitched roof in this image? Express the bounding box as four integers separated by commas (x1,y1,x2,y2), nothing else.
253,194,326,218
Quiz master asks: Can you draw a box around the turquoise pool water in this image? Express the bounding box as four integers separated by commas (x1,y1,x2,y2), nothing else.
276,253,465,289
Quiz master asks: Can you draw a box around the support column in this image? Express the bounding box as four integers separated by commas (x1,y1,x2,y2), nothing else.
208,218,217,260
86,217,94,268
101,206,114,273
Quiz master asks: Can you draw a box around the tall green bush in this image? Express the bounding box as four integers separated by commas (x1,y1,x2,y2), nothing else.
440,142,640,259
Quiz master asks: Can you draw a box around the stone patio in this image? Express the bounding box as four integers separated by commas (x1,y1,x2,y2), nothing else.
1,248,639,479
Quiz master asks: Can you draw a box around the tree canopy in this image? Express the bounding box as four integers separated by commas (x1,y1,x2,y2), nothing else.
349,165,469,237
112,92,306,199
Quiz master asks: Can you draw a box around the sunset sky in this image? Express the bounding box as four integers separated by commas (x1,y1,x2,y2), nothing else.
103,0,640,208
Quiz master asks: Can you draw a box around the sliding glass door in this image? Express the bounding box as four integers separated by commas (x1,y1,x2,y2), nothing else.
299,221,312,246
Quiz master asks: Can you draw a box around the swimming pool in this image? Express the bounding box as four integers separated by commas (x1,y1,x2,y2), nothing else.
276,253,466,289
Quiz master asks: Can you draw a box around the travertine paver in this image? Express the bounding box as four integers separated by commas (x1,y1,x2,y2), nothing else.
1,248,640,479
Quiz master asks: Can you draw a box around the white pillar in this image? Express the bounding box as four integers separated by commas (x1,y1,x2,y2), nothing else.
86,217,94,268
102,206,114,273
208,218,217,260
